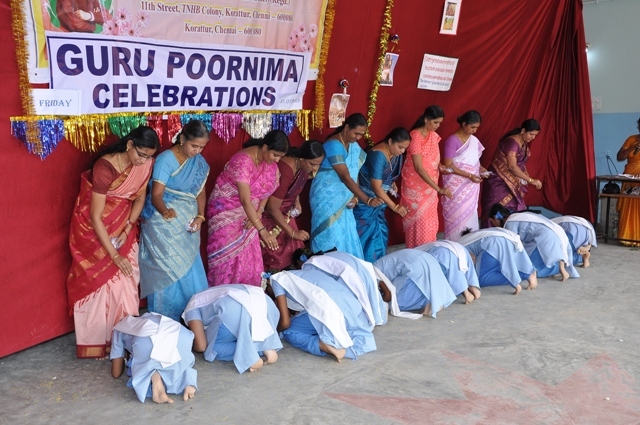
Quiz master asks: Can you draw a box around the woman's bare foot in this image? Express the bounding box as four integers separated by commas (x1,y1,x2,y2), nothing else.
249,358,264,372
182,385,196,401
462,289,474,304
422,303,432,317
581,251,591,268
151,372,174,404
527,271,538,290
468,286,481,300
559,261,570,282
513,284,522,295
319,341,346,363
263,349,278,364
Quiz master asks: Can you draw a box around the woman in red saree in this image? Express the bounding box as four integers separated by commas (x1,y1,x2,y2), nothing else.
261,140,325,270
67,126,159,358
400,105,452,247
481,119,542,227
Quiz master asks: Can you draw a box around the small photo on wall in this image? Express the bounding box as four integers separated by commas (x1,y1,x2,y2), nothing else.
440,0,462,35
328,93,350,128
379,53,399,87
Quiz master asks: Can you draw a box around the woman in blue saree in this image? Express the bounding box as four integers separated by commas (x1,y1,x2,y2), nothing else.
310,113,384,258
139,120,210,321
354,128,411,262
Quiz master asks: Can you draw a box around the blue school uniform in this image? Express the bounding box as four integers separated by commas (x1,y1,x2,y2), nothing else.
183,284,282,374
417,245,480,296
271,269,376,359
373,249,456,317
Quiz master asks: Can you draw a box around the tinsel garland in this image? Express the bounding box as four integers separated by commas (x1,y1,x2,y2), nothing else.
365,0,395,146
313,0,337,130
11,110,313,156
10,0,40,155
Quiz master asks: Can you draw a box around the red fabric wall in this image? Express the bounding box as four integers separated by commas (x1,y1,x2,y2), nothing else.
0,0,594,356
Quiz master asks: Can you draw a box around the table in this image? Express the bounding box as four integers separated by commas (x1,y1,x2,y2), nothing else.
595,174,640,243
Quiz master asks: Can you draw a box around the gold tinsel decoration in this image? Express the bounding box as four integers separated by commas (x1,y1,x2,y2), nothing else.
365,0,395,146
10,0,41,154
313,0,337,130
64,115,112,152
295,110,310,140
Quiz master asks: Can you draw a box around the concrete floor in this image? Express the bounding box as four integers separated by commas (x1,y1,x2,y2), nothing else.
2,242,640,425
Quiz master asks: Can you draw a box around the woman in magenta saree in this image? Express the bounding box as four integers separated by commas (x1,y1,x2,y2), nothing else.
481,119,542,227
441,111,486,240
261,140,325,271
206,130,289,287
67,126,159,358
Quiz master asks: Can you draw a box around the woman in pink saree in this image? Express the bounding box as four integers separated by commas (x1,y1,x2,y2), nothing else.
67,126,159,358
441,110,487,240
401,105,452,247
206,130,289,287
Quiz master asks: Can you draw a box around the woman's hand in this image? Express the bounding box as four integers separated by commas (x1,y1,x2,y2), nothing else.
468,174,483,184
393,205,408,218
391,182,399,194
115,231,128,247
113,254,133,277
162,208,177,221
531,179,543,190
292,229,310,241
294,197,302,214
347,197,358,209
368,197,385,207
260,229,279,251
438,187,453,199
191,216,205,232
439,164,453,174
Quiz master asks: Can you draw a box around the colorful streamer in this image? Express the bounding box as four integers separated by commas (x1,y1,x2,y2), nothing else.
212,113,243,144
272,113,297,135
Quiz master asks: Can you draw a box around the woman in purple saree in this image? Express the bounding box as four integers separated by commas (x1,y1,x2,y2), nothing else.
481,119,542,227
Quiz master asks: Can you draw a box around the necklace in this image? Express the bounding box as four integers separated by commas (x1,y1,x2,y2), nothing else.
255,147,262,166
457,131,470,143
116,153,129,175
338,132,349,150
174,146,186,164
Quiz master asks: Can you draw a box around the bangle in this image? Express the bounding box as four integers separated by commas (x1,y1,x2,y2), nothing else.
291,230,296,239
252,217,261,224
528,178,533,183
393,205,399,212
126,219,134,226
467,174,473,180
366,198,373,206
195,215,206,221
112,254,122,261
123,228,129,236
258,227,266,233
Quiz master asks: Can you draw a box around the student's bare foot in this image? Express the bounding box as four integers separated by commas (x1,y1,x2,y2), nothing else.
559,261,570,282
319,341,346,363
151,372,174,404
249,358,264,372
527,271,538,290
468,286,481,300
513,284,522,295
462,289,474,304
422,303,432,317
581,251,591,268
263,349,278,364
182,385,196,401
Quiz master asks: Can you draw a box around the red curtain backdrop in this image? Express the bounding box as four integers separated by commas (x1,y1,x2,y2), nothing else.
0,0,593,356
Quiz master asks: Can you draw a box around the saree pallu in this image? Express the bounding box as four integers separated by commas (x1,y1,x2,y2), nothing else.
310,140,366,258
401,130,441,247
617,135,640,246
207,153,279,286
481,138,530,226
139,153,210,321
354,151,402,262
261,162,309,270
441,136,484,240
67,160,152,358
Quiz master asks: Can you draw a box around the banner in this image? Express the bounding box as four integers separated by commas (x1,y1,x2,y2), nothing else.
47,32,311,114
26,0,327,83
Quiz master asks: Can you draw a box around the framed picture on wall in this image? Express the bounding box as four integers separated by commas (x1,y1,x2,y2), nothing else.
440,0,462,35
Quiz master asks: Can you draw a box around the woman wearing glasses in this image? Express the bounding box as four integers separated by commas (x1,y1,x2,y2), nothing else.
67,125,159,358
139,120,210,321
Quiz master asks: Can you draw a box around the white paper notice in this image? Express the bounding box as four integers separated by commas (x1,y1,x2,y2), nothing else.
417,54,458,91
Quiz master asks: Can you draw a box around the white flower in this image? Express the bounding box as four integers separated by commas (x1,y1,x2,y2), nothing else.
297,23,306,34
102,19,117,35
309,24,318,38
116,7,132,26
